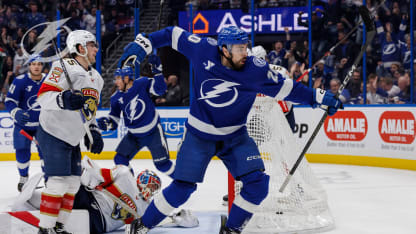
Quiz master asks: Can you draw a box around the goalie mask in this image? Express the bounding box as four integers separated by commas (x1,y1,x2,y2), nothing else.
137,170,161,201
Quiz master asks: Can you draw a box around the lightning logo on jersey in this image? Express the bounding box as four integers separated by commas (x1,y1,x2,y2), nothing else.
199,79,240,108
125,95,146,123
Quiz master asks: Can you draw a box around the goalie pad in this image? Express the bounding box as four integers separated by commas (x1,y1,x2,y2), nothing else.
12,173,43,211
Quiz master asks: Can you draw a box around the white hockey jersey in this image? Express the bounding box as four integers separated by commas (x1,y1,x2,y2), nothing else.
80,162,148,232
37,58,104,146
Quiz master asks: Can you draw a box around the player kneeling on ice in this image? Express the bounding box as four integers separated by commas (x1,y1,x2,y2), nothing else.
12,157,199,234
97,58,175,178
118,26,342,234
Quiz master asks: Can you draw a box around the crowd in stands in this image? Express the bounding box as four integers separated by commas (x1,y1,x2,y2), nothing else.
0,0,414,110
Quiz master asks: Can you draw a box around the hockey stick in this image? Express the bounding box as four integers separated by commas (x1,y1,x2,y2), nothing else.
19,129,39,146
296,0,386,83
50,39,94,147
279,5,376,192
157,0,165,30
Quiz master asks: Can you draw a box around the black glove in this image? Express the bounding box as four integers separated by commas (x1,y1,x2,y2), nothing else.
84,125,104,154
57,90,84,110
14,109,30,126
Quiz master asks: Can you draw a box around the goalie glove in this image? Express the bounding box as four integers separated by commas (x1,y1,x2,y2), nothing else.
171,209,199,228
80,157,104,190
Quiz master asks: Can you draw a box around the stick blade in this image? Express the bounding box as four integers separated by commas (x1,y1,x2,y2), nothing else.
358,5,375,32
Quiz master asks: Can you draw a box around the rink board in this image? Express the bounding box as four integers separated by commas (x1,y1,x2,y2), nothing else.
0,106,415,170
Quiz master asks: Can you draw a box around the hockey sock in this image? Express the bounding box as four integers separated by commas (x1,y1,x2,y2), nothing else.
56,193,75,225
154,160,175,178
114,154,130,166
16,148,31,177
39,193,63,228
226,204,252,232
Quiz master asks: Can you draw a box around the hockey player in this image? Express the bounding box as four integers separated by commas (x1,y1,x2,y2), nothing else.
35,30,104,234
14,157,198,234
118,26,342,234
97,59,175,178
5,54,45,191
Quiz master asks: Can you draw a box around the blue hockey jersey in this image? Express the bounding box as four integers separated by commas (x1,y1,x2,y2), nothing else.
109,75,167,137
147,26,315,140
5,73,45,131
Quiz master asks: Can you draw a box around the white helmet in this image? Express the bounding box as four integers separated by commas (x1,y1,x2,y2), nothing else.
66,30,97,55
249,45,267,60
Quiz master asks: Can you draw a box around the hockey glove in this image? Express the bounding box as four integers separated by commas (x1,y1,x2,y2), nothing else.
84,125,104,154
97,117,117,131
118,34,153,68
147,54,162,75
313,88,343,116
14,109,30,126
57,90,84,110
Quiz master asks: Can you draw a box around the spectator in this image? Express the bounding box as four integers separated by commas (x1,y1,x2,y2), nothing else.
345,70,362,102
13,45,27,75
267,40,286,66
312,59,332,90
155,75,183,106
25,2,46,34
82,5,105,35
334,31,358,80
1,55,13,89
374,14,403,70
393,75,411,103
329,78,351,104
377,76,401,103
366,73,385,104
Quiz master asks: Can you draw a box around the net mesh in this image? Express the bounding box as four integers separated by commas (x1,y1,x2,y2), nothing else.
234,96,335,234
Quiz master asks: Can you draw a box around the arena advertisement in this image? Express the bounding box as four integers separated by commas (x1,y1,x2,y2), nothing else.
293,106,416,161
178,7,321,35
0,106,415,164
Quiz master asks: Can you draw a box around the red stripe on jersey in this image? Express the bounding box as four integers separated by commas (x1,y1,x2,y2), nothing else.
100,168,113,187
105,183,122,197
37,83,62,97
39,193,63,216
61,193,75,211
278,100,289,113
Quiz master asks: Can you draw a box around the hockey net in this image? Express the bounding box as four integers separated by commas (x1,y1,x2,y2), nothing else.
228,96,335,234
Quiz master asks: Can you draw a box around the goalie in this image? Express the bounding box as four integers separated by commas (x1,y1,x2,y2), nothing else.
12,157,199,234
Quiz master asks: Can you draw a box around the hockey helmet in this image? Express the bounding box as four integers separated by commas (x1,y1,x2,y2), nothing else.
121,66,134,81
137,169,161,201
217,26,249,50
114,68,122,77
66,30,97,55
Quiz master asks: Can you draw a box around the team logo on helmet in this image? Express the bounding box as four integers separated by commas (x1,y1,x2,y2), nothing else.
20,18,72,63
199,79,240,108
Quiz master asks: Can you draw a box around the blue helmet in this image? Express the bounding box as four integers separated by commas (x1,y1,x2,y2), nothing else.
217,26,249,49
121,66,134,80
26,53,42,65
114,68,122,77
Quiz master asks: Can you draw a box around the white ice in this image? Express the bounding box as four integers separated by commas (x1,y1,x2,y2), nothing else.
1,159,416,234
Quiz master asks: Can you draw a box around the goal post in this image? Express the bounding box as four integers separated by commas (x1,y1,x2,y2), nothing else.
228,96,335,233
